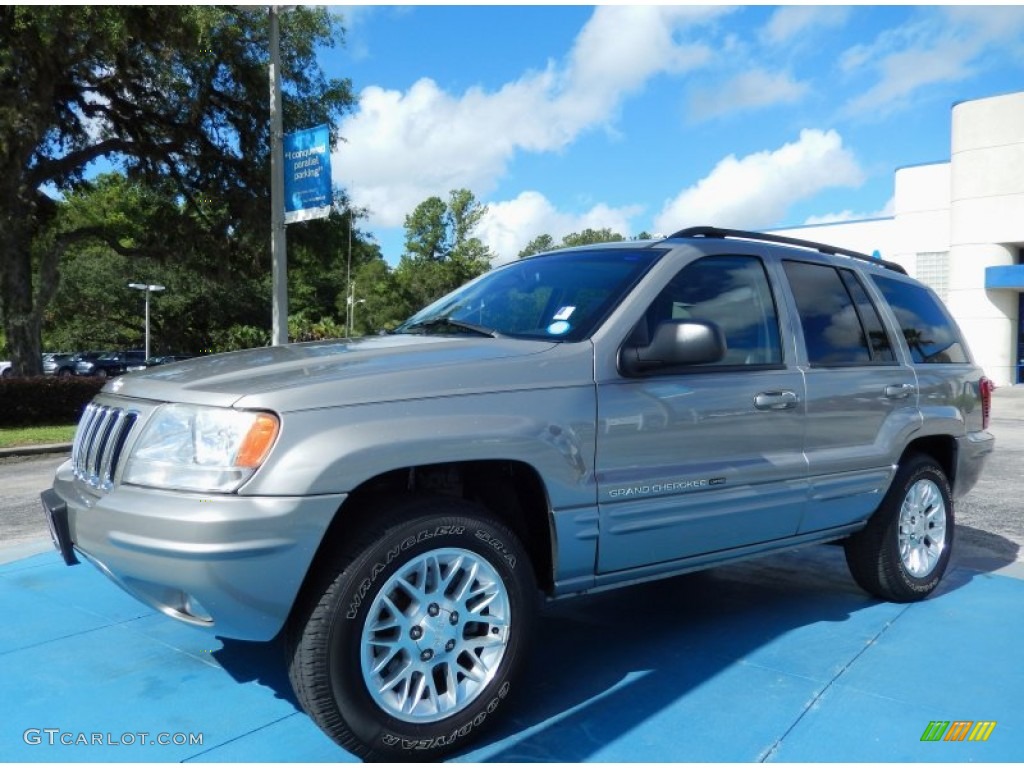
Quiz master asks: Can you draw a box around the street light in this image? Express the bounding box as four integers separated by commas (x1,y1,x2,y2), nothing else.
128,283,165,360
346,281,365,336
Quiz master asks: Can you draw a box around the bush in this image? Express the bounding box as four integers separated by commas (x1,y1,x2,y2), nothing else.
0,376,105,428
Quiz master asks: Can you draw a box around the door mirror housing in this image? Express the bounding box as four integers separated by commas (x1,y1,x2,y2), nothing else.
619,319,726,376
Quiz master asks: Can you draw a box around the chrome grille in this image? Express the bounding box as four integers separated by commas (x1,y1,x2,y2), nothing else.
72,403,138,491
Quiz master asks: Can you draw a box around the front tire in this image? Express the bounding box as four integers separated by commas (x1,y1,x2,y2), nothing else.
844,454,954,602
286,497,537,761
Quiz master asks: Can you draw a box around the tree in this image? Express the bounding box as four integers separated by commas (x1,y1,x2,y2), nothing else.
517,234,555,259
403,196,449,262
348,257,408,335
0,6,354,374
39,174,382,354
396,189,493,311
41,174,274,354
517,228,627,259
560,228,626,248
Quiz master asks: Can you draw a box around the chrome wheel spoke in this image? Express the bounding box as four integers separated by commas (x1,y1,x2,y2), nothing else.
450,560,480,603
379,660,414,697
438,554,467,596
459,652,491,684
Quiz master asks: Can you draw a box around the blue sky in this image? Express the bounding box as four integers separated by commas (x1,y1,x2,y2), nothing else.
318,5,1024,264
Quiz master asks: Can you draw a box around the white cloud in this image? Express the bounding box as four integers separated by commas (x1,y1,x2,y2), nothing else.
761,6,850,47
478,191,642,265
688,69,809,122
653,129,865,233
804,197,894,225
334,6,731,227
841,6,1024,118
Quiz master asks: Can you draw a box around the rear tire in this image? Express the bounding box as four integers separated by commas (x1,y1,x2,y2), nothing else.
286,496,537,761
844,454,954,602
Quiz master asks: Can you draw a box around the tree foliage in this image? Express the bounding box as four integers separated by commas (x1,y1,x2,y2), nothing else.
40,174,383,355
395,189,493,313
518,227,627,259
0,6,354,373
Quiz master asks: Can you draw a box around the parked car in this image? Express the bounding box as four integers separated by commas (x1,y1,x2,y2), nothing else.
0,360,11,378
42,352,73,376
127,354,193,372
74,350,145,378
44,227,995,761
51,351,103,378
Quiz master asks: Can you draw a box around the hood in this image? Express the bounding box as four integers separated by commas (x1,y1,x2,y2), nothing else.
104,334,591,412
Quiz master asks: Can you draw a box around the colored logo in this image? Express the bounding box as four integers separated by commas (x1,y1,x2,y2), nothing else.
921,721,996,742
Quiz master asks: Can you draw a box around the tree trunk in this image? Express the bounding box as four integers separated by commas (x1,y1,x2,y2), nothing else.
0,215,44,377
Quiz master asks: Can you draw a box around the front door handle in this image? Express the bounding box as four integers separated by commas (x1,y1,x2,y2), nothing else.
884,383,916,399
754,391,799,410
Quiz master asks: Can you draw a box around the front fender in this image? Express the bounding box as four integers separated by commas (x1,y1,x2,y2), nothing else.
240,387,598,512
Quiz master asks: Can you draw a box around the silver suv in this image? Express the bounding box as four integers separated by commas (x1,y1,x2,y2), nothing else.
42,227,995,760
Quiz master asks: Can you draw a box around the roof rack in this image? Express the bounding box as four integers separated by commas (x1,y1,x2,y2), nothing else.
667,226,907,275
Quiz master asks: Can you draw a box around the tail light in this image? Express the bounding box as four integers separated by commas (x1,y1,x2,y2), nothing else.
980,376,995,430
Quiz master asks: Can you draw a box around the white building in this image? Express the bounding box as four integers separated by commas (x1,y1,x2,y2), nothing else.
771,90,1024,386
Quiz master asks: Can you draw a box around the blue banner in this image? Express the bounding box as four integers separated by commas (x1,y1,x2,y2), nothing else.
283,124,332,224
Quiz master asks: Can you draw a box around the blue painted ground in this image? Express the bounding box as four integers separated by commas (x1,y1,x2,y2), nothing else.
1,543,1020,762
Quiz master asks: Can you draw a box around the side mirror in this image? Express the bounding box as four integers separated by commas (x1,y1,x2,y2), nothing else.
619,319,726,376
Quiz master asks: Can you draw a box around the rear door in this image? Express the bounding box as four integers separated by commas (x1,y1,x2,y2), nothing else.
594,252,808,573
778,260,920,533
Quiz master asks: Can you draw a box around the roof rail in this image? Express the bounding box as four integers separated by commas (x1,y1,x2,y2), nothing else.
667,226,907,275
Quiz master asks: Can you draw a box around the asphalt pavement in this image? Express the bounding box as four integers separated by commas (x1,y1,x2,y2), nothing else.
1,389,1022,762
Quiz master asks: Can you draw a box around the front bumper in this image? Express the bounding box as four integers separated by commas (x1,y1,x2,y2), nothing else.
44,459,344,641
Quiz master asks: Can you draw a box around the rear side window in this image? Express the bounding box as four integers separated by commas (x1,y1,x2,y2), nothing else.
872,275,969,364
839,269,895,362
783,261,893,366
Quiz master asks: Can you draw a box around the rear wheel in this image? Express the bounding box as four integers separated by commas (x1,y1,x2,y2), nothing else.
286,496,536,761
844,454,953,602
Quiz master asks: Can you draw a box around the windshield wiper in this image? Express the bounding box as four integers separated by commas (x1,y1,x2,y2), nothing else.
399,318,501,338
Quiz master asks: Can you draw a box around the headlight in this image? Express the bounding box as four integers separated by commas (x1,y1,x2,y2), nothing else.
122,404,280,493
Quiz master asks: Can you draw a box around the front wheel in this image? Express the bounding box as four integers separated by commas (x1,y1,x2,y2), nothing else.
844,454,954,602
286,497,537,761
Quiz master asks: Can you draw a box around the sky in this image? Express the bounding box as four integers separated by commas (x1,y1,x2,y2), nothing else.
315,4,1024,265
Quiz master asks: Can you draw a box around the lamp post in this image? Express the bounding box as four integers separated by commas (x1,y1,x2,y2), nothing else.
269,4,287,346
128,283,165,360
346,281,365,336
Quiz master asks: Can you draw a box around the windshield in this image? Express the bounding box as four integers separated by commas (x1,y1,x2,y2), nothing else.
395,247,663,342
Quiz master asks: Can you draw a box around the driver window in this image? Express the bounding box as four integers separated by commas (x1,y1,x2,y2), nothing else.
637,254,783,367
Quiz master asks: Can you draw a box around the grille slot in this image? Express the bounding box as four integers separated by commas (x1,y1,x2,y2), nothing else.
72,404,138,490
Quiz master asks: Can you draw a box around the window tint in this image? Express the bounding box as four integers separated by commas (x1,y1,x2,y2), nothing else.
839,269,895,362
783,261,877,366
641,255,782,367
872,275,969,364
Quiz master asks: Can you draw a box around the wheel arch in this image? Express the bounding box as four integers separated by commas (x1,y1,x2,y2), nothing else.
289,459,556,635
899,434,957,488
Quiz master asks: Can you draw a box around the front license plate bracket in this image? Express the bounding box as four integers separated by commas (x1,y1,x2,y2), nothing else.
40,489,79,566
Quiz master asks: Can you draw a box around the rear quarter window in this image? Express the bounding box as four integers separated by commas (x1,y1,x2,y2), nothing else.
872,275,969,364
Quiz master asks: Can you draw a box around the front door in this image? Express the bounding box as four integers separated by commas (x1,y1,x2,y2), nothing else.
595,254,807,573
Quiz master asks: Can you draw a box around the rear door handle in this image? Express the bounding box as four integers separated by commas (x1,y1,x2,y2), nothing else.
884,383,916,399
754,391,799,410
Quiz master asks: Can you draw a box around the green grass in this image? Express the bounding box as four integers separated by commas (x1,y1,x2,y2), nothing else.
0,425,76,449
